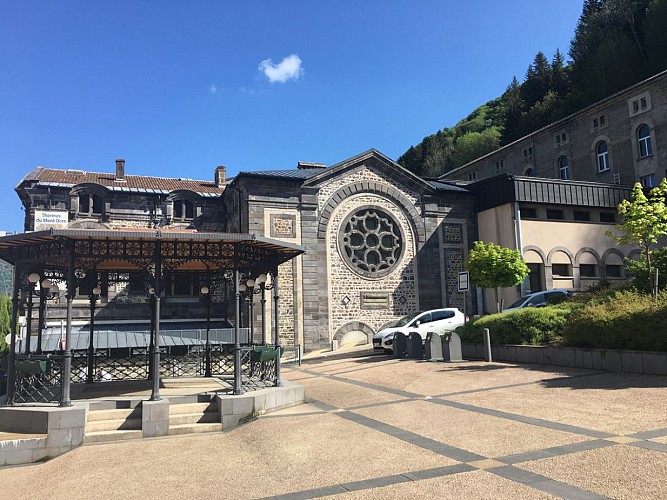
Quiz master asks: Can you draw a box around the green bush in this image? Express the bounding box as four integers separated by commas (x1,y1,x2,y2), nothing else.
561,290,667,351
457,305,574,346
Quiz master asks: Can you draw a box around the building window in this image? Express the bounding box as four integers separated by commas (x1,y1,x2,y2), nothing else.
637,124,652,158
546,209,564,220
580,264,597,277
600,115,605,126
629,93,651,116
523,146,533,159
552,263,571,277
338,207,404,279
495,159,504,173
559,156,570,180
468,172,477,181
593,118,598,128
600,212,616,223
525,168,535,176
173,200,195,220
78,193,103,216
574,210,591,221
606,265,623,278
641,174,657,188
521,207,538,219
596,141,609,172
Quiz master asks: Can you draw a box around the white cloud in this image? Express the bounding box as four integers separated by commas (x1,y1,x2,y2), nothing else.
209,84,218,94
258,54,303,83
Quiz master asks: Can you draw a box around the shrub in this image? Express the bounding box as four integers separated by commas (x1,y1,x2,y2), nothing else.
457,305,572,346
561,290,667,351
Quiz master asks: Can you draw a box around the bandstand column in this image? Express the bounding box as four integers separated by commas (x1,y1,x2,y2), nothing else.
60,246,75,407
150,237,162,401
233,268,242,395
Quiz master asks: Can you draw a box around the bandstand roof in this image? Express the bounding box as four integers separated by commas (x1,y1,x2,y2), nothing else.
0,228,304,273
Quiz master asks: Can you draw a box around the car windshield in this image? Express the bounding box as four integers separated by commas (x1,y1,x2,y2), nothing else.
394,311,423,327
507,296,529,309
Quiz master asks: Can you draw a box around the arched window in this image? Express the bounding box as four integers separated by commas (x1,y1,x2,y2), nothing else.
173,200,194,220
596,141,609,172
558,156,570,180
637,124,652,158
524,168,535,177
78,193,103,216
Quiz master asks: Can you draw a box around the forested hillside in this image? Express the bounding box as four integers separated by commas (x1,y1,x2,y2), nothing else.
399,0,667,178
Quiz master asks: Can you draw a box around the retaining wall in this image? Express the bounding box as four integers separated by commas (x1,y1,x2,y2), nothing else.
462,343,667,375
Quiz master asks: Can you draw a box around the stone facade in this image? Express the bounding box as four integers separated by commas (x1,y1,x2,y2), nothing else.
234,150,476,351
442,69,667,188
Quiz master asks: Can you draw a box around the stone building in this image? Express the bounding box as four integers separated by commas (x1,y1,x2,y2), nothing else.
15,150,477,351
441,69,667,188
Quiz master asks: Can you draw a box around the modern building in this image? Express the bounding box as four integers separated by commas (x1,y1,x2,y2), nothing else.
472,174,633,312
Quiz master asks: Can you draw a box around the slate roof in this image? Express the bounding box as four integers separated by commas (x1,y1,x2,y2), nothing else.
427,180,472,193
19,167,224,196
237,168,324,180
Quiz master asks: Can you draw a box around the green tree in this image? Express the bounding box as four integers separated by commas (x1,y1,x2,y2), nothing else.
0,294,11,353
607,180,667,293
645,0,667,73
465,241,530,313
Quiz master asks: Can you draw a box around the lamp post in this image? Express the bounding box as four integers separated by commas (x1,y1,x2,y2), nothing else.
246,278,256,345
256,273,268,345
25,273,40,355
239,282,247,341
86,286,102,384
200,285,212,377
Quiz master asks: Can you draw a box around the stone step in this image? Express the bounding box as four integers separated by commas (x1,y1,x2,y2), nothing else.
169,412,220,426
86,417,142,433
168,423,223,436
86,408,141,422
169,402,217,415
83,429,144,444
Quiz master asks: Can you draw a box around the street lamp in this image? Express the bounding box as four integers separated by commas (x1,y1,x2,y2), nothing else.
86,286,102,383
245,278,259,345
200,285,212,377
256,273,268,345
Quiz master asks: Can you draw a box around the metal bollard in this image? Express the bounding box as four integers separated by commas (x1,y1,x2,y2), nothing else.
483,328,492,362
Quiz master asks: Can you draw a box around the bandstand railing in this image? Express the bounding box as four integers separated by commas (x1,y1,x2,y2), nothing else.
7,340,297,404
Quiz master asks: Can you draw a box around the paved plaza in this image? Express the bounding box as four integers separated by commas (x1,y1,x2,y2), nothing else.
1,352,666,499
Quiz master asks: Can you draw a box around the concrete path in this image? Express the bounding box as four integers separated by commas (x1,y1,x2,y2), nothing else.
1,353,666,499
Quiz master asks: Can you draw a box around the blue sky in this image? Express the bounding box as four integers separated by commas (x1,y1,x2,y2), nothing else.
1,1,584,232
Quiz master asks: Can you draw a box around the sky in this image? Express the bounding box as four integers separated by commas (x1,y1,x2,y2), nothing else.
1,1,584,232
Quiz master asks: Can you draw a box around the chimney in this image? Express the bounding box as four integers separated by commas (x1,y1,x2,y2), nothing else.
215,165,226,187
115,159,125,181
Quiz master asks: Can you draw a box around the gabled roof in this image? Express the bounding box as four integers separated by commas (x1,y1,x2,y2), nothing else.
302,149,435,194
17,167,224,196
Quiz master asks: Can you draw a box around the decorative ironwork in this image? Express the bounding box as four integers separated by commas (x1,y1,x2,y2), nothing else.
338,207,404,278
11,355,64,404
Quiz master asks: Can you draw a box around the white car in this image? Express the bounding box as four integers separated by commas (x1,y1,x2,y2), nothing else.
503,289,570,312
372,308,467,354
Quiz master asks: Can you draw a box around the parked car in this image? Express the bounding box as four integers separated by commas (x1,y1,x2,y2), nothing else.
503,289,570,312
372,308,467,354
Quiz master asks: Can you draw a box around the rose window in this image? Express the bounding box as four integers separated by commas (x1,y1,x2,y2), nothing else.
339,207,404,278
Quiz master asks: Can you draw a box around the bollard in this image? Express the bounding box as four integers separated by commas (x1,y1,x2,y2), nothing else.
483,328,492,362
